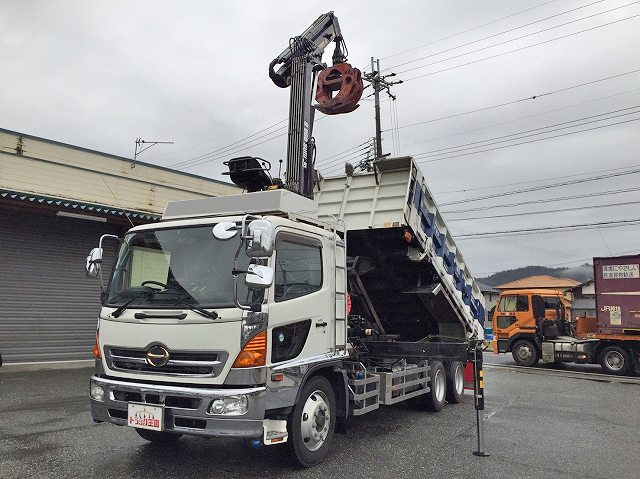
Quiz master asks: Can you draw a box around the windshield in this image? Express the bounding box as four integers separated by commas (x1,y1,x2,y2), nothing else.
106,225,256,308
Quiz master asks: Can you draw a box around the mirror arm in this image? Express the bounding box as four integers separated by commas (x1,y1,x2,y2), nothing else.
232,237,252,311
97,234,121,293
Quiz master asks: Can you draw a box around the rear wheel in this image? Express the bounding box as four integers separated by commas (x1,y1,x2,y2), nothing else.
408,361,446,412
288,376,336,468
135,428,182,444
445,361,464,404
512,339,539,367
599,346,631,375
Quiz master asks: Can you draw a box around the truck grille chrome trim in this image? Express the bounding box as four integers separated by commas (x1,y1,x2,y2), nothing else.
105,347,228,378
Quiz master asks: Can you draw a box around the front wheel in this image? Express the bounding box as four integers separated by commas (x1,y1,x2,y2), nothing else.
288,376,336,468
599,346,631,375
512,339,539,367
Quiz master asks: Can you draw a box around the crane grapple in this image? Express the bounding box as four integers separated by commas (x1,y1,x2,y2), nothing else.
266,11,364,198
315,62,363,115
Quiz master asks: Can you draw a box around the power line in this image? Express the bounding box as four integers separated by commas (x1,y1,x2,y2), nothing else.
445,200,640,222
168,119,288,169
451,225,578,259
315,140,372,167
317,147,373,172
402,14,640,83
144,108,288,161
443,186,640,214
415,106,640,160
390,2,637,75
378,0,558,63
406,87,640,153
383,70,640,132
454,218,640,239
416,117,640,164
320,150,373,176
439,163,640,206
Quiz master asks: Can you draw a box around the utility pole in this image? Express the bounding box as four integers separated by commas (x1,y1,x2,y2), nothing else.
364,58,402,160
371,58,383,160
132,138,174,168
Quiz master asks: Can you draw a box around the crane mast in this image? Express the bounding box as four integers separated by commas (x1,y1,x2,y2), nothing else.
269,12,363,198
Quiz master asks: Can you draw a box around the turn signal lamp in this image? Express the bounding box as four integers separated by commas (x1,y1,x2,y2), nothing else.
232,331,267,368
93,332,102,359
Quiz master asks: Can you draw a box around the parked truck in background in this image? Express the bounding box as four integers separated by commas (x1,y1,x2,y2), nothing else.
492,255,640,376
85,12,486,467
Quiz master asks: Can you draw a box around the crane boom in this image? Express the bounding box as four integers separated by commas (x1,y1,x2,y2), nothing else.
269,12,362,198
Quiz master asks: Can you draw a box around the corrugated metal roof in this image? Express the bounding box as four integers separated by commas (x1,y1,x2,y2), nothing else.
495,275,581,290
0,189,160,221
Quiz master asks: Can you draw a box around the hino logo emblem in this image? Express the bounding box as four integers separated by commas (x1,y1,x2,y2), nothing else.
146,345,170,367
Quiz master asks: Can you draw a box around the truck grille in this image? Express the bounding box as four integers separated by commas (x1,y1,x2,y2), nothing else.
105,347,228,378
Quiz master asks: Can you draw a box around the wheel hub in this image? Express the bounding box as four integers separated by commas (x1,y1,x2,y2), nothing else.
454,365,464,395
516,346,532,361
605,351,624,370
433,369,445,402
300,390,331,452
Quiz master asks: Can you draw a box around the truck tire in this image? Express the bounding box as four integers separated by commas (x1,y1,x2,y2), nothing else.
408,361,447,412
512,339,539,367
445,361,464,404
287,375,336,468
134,428,182,444
599,345,631,376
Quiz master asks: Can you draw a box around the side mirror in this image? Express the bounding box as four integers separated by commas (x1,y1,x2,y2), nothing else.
213,222,238,240
244,265,274,289
246,220,274,258
85,234,121,294
86,248,103,278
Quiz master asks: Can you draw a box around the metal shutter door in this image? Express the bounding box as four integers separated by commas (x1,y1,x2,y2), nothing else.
0,208,122,363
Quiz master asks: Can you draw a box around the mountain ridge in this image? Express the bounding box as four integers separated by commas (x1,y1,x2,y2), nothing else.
478,263,593,288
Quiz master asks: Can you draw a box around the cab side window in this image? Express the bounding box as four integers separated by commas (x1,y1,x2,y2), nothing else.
274,234,322,302
543,297,558,310
498,295,529,312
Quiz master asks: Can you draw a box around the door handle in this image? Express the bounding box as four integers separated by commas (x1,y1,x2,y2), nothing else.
316,321,328,328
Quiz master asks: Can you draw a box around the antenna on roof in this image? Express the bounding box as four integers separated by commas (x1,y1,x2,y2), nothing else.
132,138,174,168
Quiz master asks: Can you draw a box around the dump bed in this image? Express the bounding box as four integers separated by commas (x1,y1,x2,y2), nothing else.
315,156,484,340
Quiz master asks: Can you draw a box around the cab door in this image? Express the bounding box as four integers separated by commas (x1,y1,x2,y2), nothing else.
267,231,333,366
493,293,533,339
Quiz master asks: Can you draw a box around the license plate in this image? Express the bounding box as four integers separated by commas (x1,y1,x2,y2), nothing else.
127,403,164,431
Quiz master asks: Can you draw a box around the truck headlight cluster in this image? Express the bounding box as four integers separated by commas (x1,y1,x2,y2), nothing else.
90,380,105,402
208,395,249,415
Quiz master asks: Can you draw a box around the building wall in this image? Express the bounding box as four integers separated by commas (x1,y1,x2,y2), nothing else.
0,129,238,215
0,129,239,364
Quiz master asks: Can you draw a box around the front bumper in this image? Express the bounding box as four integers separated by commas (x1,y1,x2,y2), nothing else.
90,375,266,438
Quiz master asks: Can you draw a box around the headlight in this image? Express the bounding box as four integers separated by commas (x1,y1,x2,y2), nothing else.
90,381,105,401
208,395,249,415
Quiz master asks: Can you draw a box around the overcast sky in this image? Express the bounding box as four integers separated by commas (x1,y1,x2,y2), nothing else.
2,0,639,277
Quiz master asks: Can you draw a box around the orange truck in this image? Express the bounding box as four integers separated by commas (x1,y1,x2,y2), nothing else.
492,255,640,375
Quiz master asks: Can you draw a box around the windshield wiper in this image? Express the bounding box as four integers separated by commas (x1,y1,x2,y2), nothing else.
173,296,218,320
110,289,218,320
110,291,151,318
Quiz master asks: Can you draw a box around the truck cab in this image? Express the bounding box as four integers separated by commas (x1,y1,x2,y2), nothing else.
492,289,570,366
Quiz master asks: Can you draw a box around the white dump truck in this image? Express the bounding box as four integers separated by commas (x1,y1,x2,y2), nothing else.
86,13,486,467
87,155,485,466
